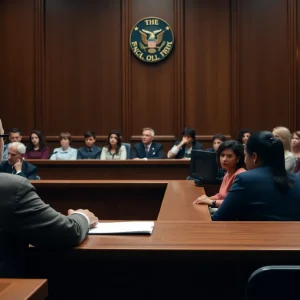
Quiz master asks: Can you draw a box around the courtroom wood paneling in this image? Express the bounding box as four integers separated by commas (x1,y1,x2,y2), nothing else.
43,0,122,136
238,0,291,131
0,1,36,134
184,0,231,137
130,0,177,141
1,0,300,147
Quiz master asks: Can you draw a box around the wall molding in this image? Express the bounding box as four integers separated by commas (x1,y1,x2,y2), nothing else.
174,0,185,136
288,0,297,130
230,0,240,135
34,0,45,131
121,0,132,141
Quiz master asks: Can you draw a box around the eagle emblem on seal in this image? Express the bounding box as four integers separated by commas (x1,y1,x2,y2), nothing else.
130,17,174,63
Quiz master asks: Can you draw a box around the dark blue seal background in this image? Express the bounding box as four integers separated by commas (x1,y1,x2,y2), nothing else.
130,17,174,63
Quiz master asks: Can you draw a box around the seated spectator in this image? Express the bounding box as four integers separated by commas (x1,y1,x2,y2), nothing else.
291,131,300,173
77,131,101,159
237,129,251,145
167,128,203,159
132,127,164,159
0,119,4,161
100,130,127,160
25,130,50,159
294,158,300,175
2,128,23,160
50,132,77,160
272,126,295,172
206,133,226,152
0,142,38,180
212,131,300,221
193,140,246,209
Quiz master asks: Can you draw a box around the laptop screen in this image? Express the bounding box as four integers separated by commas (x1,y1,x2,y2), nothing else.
190,150,218,182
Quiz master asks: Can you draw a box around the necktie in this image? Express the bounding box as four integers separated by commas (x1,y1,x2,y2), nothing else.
145,146,149,157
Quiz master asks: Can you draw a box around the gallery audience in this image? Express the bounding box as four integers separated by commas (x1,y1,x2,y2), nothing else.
25,130,50,159
100,130,127,160
206,133,226,152
50,132,77,160
272,126,295,172
2,128,22,160
77,131,101,159
132,127,164,159
167,128,203,159
237,129,251,145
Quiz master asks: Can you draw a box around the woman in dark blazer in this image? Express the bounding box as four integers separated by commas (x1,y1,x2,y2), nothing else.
212,131,300,221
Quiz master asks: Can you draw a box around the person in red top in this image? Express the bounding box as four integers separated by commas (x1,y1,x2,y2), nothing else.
193,140,246,208
24,130,50,159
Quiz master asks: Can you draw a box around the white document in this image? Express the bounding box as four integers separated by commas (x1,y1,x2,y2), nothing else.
88,221,155,235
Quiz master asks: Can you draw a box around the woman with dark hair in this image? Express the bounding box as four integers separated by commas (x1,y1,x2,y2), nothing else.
212,131,300,221
25,130,50,159
100,130,127,160
237,129,251,145
167,127,203,159
194,140,246,209
206,133,226,152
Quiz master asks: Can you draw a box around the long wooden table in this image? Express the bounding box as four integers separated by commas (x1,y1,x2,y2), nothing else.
32,180,210,221
27,221,300,300
0,278,47,300
26,180,300,299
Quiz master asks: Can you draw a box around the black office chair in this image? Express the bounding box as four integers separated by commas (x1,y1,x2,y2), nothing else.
246,265,300,300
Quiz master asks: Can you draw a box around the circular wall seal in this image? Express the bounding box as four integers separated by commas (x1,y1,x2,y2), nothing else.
129,17,174,63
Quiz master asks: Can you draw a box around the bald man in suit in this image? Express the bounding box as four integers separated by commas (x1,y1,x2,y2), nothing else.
0,173,98,277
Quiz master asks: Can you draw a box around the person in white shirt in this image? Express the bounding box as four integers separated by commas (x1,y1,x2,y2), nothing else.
100,130,127,160
50,132,77,160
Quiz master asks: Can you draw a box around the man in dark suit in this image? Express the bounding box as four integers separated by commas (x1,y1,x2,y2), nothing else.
132,127,164,159
0,173,98,277
0,142,38,179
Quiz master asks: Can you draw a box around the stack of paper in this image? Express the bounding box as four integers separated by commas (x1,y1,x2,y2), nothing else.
88,221,155,235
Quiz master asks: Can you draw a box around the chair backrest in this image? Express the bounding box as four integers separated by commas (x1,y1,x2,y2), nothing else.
246,265,300,300
122,143,131,159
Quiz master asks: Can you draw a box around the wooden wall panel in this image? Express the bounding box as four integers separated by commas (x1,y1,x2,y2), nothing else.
43,0,122,137
185,0,231,139
1,0,300,151
0,1,36,134
130,0,176,140
238,0,291,132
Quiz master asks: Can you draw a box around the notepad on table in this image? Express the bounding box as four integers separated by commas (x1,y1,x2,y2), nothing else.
88,221,155,235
